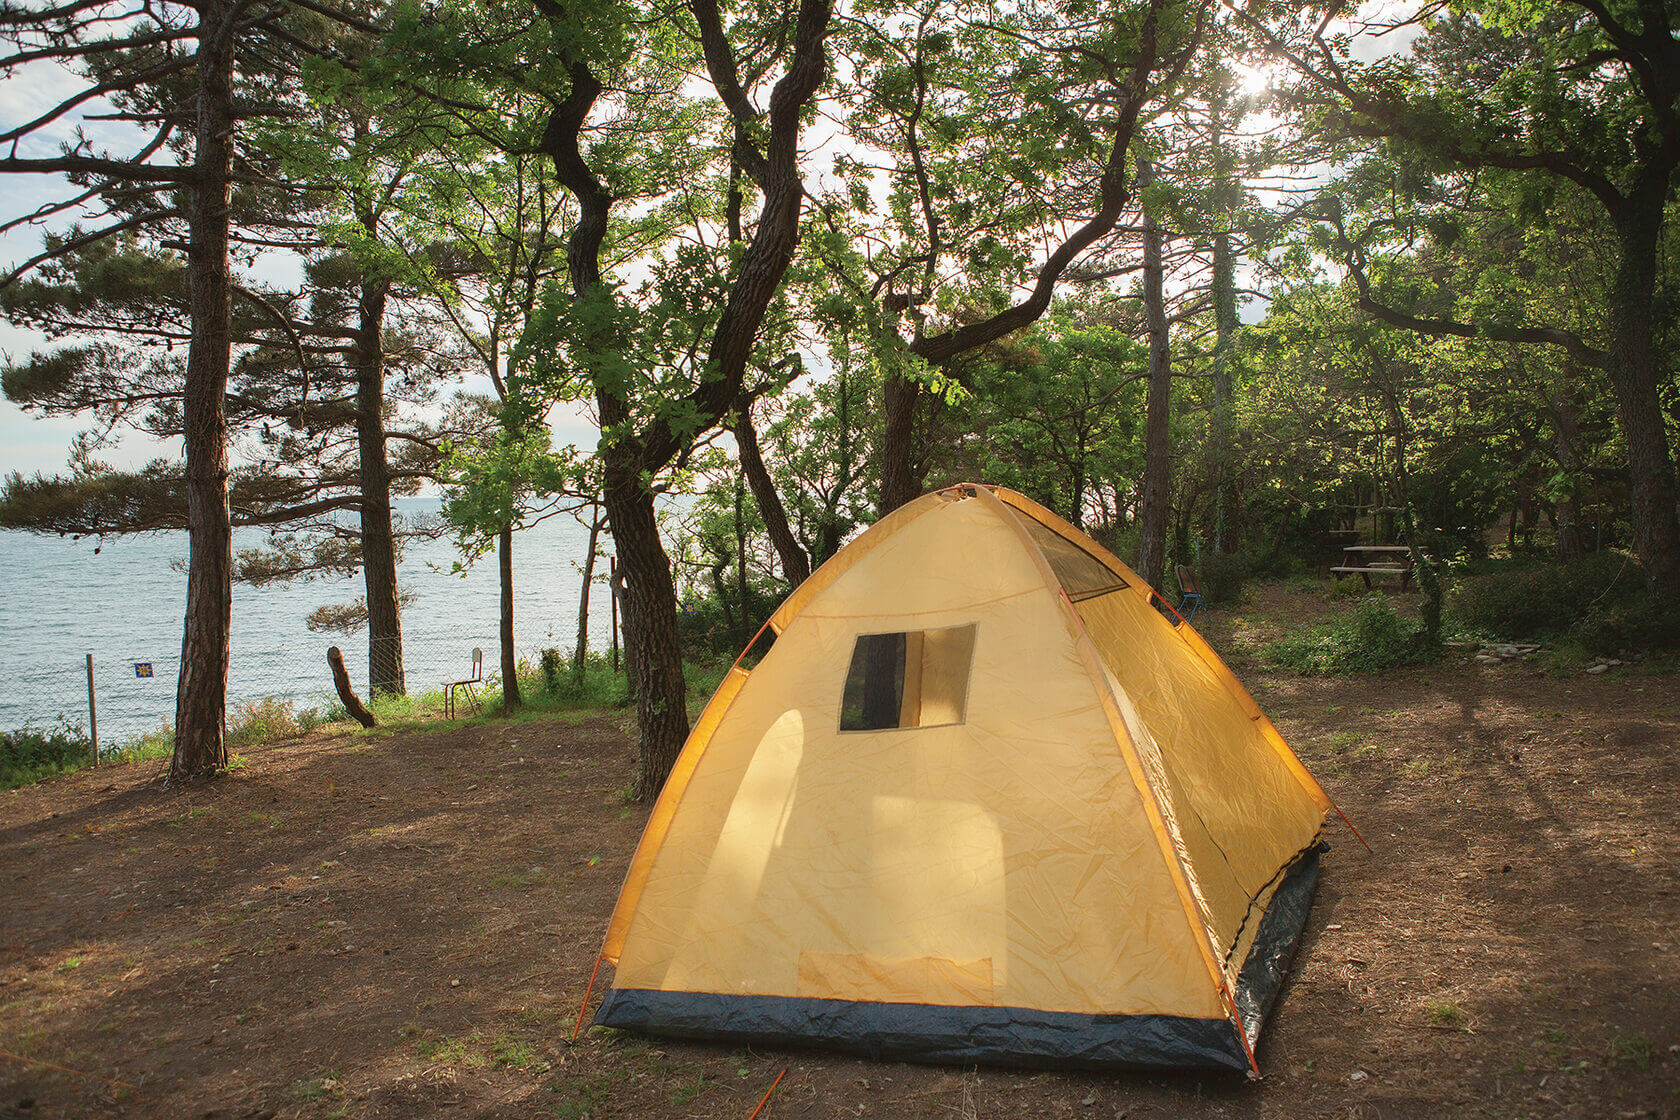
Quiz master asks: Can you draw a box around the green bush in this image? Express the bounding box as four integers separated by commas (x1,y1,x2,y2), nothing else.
678,582,783,660
1263,594,1435,675
226,697,302,749
1,724,93,787
1191,551,1251,606
526,652,629,710
1448,552,1644,639
540,648,564,693
1568,598,1680,655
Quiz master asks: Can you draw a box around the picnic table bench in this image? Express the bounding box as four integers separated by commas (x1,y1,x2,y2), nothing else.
1330,544,1429,591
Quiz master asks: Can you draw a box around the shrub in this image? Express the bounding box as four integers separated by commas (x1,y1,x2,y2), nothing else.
1263,594,1435,675
1568,598,1680,655
226,697,302,749
678,582,782,660
1,724,93,787
539,648,564,693
1448,552,1642,639
1192,551,1251,606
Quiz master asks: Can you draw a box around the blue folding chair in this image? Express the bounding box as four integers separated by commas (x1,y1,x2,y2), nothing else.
1175,563,1203,624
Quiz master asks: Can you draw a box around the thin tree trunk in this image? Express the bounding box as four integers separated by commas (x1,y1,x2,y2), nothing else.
1134,160,1172,594
1211,226,1239,554
1207,84,1242,556
734,400,810,585
733,473,751,648
573,506,601,688
499,522,520,709
1551,377,1586,560
355,274,404,696
171,0,236,782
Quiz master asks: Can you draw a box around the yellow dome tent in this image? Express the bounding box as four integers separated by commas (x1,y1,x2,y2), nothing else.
588,485,1336,1073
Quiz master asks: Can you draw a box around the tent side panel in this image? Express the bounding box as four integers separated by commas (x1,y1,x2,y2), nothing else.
593,990,1251,1072
1233,843,1323,1049
602,665,751,963
1074,590,1324,968
991,487,1329,815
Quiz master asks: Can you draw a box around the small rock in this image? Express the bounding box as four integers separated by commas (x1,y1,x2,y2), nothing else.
1497,645,1519,656
1081,1095,1097,1106
1586,664,1609,675
449,978,461,987
1349,1069,1369,1082
1476,655,1500,665
1606,659,1623,666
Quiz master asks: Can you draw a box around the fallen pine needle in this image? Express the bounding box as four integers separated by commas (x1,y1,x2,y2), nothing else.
0,1048,138,1091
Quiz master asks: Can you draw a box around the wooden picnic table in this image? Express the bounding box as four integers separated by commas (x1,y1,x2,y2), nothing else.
1330,544,1428,591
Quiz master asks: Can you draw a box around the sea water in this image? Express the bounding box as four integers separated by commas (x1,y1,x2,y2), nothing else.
0,498,617,741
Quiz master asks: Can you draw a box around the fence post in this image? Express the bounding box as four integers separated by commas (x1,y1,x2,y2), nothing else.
86,653,98,766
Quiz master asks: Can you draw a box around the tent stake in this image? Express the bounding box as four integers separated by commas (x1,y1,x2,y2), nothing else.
1219,990,1263,1079
1333,803,1373,853
571,954,604,1042
747,1069,787,1120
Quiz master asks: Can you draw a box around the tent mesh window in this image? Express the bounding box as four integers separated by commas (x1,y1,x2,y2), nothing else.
1009,511,1129,600
839,624,977,731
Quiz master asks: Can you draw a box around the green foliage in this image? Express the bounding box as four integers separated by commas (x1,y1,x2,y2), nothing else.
226,698,308,750
1263,595,1436,675
1448,553,1646,641
539,648,563,693
677,582,782,661
535,653,626,709
1,724,93,788
1193,551,1251,606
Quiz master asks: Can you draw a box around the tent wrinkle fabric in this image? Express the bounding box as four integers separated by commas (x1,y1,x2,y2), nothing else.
592,485,1336,1072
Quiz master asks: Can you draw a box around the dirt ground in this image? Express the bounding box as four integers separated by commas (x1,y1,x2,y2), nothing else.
3,583,1677,1120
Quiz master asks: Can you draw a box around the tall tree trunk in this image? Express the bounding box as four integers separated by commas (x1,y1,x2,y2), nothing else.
1606,211,1680,609
499,521,520,710
1134,161,1172,593
878,370,921,515
603,467,687,802
171,0,236,782
734,400,810,585
573,506,600,688
355,275,404,696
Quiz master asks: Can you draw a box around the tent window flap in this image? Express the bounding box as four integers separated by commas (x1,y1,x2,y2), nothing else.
840,624,977,731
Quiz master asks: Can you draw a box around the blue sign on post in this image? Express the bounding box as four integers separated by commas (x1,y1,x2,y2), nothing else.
135,663,152,678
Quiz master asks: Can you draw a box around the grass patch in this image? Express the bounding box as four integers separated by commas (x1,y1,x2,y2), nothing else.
2,721,178,789
1608,1031,1653,1071
1,723,94,788
547,1071,619,1119
1262,595,1436,675
1427,1001,1469,1029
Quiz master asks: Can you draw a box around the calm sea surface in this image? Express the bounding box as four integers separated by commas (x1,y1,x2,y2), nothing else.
0,498,616,741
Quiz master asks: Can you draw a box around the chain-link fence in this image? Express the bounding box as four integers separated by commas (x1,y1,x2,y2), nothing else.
8,618,620,756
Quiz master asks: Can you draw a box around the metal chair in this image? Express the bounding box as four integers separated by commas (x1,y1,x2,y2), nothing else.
444,647,483,719
1175,563,1204,624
